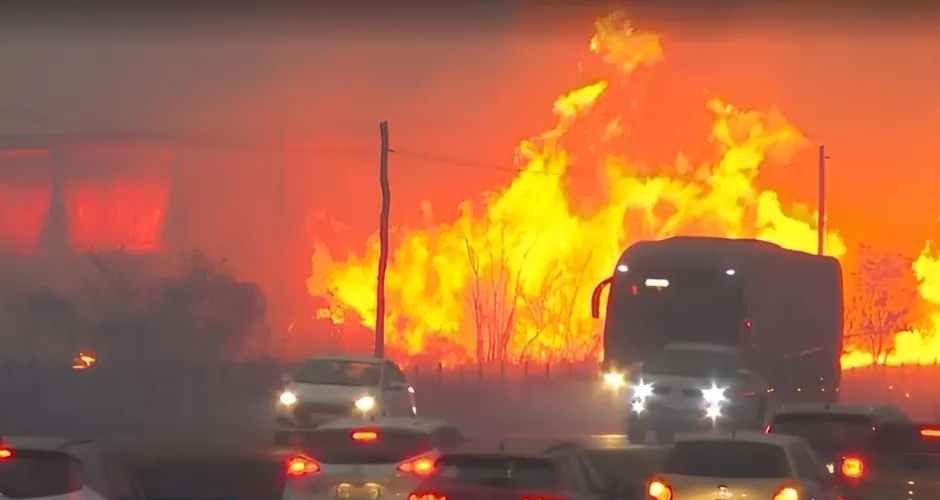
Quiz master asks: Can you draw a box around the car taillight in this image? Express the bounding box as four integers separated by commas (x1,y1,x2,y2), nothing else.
840,456,864,479
763,424,772,434
0,448,11,459
408,493,447,500
737,390,756,398
772,486,799,500
521,496,564,500
286,455,321,477
646,478,672,500
397,454,436,476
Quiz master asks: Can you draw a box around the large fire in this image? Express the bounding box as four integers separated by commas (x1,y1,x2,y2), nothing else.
309,12,940,368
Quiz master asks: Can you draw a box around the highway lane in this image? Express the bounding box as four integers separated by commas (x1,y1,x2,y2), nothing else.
106,437,668,500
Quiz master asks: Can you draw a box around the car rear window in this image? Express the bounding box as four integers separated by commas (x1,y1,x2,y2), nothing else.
872,424,940,454
663,440,790,479
432,455,559,488
0,449,82,499
769,413,874,449
306,428,431,464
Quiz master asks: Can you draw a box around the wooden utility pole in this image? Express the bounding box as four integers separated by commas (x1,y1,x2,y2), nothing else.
375,121,390,359
817,145,828,256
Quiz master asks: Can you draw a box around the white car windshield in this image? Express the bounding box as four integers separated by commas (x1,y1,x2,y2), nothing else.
643,348,738,378
0,449,83,499
293,360,381,386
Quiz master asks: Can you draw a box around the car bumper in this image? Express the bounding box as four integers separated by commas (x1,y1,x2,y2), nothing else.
275,403,370,429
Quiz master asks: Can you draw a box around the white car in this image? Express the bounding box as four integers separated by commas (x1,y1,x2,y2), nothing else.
626,342,769,444
280,417,465,500
646,431,842,500
0,436,144,500
276,356,417,439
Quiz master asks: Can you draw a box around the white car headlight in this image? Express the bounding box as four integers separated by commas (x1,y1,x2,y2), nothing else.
705,403,722,419
279,390,298,406
631,400,646,413
603,372,625,389
355,396,376,411
633,380,653,400
703,385,727,404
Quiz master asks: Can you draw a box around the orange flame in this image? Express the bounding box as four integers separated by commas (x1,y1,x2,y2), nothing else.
309,12,935,367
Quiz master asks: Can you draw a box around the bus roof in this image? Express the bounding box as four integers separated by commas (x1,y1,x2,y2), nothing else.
619,236,836,271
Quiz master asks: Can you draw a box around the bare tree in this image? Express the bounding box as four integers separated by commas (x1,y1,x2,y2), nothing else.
464,222,531,362
845,244,919,365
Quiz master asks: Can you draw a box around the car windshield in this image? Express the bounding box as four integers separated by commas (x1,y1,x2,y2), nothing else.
292,359,381,386
305,429,432,464
872,424,940,454
643,348,738,378
431,455,560,488
769,414,874,450
663,440,790,479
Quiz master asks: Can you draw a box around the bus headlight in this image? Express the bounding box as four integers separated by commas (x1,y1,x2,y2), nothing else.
634,380,653,400
703,385,727,404
279,390,298,406
631,400,646,413
603,372,625,389
355,396,376,412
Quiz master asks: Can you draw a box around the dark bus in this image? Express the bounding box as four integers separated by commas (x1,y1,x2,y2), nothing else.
591,236,843,398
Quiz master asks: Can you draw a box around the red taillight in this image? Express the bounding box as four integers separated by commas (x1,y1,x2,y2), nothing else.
764,424,772,434
921,428,940,438
408,493,447,500
0,448,11,459
286,455,321,477
772,485,799,500
398,455,436,476
840,456,864,479
352,430,379,442
737,390,756,398
647,478,673,500
521,496,564,500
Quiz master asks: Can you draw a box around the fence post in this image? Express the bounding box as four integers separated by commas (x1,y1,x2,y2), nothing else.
477,363,483,383
500,360,505,383
545,362,550,380
458,366,464,385
413,364,420,384
437,362,443,381
523,361,529,380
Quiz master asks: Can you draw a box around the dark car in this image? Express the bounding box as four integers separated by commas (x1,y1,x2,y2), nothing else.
408,443,627,500
766,405,940,499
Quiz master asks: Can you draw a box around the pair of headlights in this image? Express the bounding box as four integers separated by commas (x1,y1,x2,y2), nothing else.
278,391,376,412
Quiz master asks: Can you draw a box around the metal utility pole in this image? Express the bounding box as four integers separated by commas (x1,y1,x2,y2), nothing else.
375,121,390,359
817,145,829,256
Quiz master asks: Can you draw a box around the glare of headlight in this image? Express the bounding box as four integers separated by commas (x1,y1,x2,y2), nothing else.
705,404,722,419
726,269,736,276
279,391,298,406
634,381,653,400
355,396,376,411
703,385,727,404
617,264,628,273
631,400,645,413
603,372,625,389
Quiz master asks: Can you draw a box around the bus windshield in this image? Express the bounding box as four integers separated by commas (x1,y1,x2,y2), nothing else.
618,270,746,346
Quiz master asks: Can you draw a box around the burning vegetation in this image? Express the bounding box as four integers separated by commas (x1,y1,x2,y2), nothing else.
309,12,940,368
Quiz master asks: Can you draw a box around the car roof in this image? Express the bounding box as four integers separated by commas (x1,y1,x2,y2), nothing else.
663,342,739,354
772,403,910,421
316,417,452,433
674,431,800,447
302,355,388,364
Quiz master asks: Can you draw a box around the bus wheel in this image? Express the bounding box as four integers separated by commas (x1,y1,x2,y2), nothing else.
654,429,674,445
